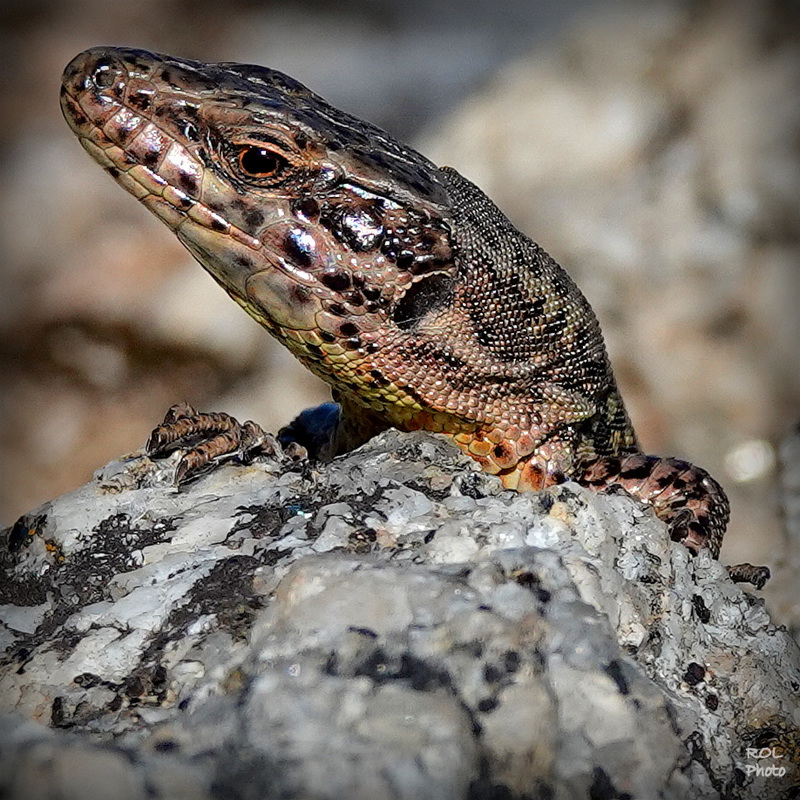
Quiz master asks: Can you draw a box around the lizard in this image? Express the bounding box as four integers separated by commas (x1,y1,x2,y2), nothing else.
60,46,764,580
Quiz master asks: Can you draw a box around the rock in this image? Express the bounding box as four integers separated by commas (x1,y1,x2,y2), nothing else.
1,430,798,799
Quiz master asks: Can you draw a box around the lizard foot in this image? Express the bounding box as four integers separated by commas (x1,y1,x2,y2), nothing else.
726,562,771,589
578,453,729,558
146,402,306,485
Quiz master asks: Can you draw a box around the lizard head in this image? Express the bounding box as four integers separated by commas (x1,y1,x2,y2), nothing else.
60,47,468,421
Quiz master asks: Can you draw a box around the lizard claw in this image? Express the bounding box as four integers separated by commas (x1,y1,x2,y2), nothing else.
726,562,771,589
146,403,304,486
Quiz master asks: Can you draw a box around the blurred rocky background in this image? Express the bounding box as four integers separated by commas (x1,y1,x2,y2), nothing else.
1,1,798,620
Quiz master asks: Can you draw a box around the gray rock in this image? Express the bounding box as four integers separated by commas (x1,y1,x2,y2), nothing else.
1,429,798,799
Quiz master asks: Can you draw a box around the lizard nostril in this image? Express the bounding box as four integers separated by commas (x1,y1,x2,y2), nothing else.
92,64,116,89
88,57,123,90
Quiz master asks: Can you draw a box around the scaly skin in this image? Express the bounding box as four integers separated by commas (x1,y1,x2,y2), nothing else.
61,47,732,559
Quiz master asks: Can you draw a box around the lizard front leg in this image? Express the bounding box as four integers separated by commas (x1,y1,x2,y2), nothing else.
577,453,729,557
146,402,305,484
145,395,384,484
452,428,730,559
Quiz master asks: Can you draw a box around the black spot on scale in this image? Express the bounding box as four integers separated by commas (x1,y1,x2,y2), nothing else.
128,55,153,73
292,197,320,222
683,485,708,503
339,322,359,337
619,461,652,480
127,91,152,112
320,271,351,292
346,291,364,306
245,209,265,229
654,472,676,489
362,285,381,300
392,274,454,331
544,308,568,342
396,251,415,270
396,382,428,408
178,172,198,195
235,254,254,270
548,266,578,299
284,228,317,269
67,105,89,127
428,347,466,372
140,148,160,168
369,369,388,385
105,166,120,179
108,81,125,101
170,190,193,209
527,296,546,321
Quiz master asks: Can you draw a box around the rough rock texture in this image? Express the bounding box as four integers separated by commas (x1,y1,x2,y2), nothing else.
1,431,798,799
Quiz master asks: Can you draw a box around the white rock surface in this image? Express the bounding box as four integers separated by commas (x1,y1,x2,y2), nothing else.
1,430,797,798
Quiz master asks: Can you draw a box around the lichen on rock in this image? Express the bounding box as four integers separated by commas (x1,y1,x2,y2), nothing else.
1,429,798,799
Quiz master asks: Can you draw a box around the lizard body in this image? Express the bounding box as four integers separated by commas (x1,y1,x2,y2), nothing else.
61,47,730,558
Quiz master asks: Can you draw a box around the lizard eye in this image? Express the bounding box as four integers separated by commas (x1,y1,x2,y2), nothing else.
237,145,289,179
